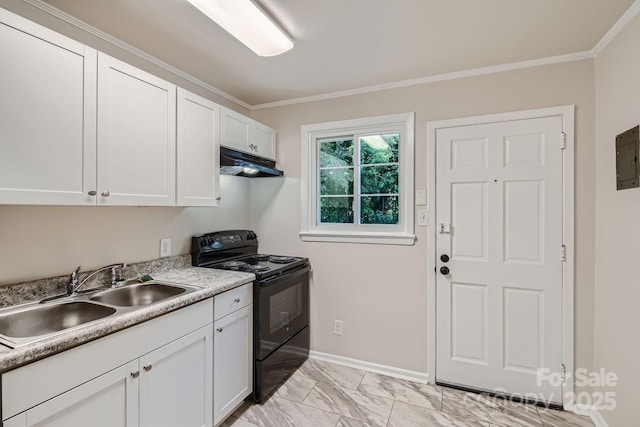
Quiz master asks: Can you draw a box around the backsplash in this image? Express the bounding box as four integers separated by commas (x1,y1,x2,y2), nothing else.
0,255,191,308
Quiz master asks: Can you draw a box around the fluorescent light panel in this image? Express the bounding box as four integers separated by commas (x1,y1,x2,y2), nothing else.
187,0,293,57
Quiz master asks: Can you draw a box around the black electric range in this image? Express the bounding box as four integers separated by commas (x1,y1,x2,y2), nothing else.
191,230,310,403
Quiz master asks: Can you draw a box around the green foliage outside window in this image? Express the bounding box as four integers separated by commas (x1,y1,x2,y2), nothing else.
319,134,399,224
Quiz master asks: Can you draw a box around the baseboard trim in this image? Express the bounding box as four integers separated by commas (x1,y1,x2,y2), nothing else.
565,404,609,427
308,351,429,384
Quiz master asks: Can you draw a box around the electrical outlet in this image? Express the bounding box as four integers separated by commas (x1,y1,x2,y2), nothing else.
417,209,428,227
160,238,171,257
333,320,343,336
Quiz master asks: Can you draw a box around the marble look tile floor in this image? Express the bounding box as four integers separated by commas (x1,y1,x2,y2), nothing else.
226,359,595,427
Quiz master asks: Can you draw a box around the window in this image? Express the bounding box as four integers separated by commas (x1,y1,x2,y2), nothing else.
301,113,415,245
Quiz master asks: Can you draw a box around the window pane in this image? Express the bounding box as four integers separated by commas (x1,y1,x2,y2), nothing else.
361,165,398,194
320,197,354,223
360,133,399,165
320,168,354,195
360,196,399,224
320,139,354,167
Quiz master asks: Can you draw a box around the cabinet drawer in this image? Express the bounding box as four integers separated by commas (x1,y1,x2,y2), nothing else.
215,283,252,320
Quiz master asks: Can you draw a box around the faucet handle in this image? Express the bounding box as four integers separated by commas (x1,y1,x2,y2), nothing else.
70,266,82,282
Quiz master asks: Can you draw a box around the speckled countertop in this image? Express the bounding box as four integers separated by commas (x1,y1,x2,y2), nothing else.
0,267,255,373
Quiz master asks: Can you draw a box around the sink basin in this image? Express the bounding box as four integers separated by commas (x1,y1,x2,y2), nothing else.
89,282,187,307
0,301,116,339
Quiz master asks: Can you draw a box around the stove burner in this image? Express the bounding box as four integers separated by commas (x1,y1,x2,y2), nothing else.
251,254,271,261
246,265,270,272
269,256,297,264
221,261,248,269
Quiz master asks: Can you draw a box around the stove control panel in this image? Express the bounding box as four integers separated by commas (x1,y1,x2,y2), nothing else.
191,230,258,253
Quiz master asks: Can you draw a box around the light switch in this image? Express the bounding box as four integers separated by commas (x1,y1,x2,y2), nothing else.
417,209,428,226
416,189,427,205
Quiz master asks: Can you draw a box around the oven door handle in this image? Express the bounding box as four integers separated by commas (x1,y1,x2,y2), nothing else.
260,265,310,287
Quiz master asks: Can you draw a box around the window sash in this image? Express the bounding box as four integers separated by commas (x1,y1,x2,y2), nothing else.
316,130,402,227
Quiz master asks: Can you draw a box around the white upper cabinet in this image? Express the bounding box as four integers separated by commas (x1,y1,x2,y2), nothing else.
220,107,276,161
0,9,97,205
97,53,177,206
176,89,220,207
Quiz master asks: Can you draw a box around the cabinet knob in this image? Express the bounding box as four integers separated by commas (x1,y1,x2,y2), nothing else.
217,327,223,333
130,371,140,379
88,190,97,196
101,191,110,197
234,298,241,303
216,197,222,201
143,364,153,372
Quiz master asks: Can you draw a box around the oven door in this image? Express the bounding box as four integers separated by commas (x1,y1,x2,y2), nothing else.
256,265,310,360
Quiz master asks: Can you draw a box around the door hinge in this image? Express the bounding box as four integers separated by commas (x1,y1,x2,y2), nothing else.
561,132,567,150
561,363,567,381
561,245,567,262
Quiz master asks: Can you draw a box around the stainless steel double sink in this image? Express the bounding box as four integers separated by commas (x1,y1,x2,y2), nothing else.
0,281,202,349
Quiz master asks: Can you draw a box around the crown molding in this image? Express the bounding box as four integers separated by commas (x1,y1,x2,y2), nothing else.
250,51,593,110
592,0,640,56
22,0,251,110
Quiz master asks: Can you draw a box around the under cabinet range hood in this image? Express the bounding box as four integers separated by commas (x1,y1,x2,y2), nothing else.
220,147,284,178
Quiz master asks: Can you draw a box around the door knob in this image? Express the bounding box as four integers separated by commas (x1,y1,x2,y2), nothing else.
88,190,97,196
143,365,152,372
440,254,449,263
101,191,110,197
440,266,450,275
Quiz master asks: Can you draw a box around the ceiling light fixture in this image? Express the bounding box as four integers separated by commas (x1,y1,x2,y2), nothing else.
187,0,293,57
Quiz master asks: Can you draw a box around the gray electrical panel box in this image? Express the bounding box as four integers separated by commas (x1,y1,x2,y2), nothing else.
616,126,639,190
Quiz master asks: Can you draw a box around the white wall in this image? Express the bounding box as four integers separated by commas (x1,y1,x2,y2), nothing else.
594,11,640,425
0,176,251,285
251,60,596,379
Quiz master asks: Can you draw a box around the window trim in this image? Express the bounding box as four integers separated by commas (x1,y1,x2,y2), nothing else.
300,113,415,245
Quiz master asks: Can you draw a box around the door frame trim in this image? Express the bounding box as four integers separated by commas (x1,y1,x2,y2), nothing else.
426,105,575,408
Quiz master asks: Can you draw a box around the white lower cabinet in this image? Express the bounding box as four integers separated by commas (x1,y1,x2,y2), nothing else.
213,285,253,426
139,325,213,427
4,362,137,427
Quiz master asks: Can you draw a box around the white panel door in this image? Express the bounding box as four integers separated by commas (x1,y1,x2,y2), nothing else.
213,305,253,426
139,325,213,427
0,9,97,205
20,362,138,427
97,53,176,206
176,88,220,206
435,116,564,403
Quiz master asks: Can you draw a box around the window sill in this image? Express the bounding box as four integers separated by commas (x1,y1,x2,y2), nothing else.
299,231,416,246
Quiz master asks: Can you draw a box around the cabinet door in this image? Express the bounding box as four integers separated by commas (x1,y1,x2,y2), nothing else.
97,53,176,206
139,325,213,427
213,305,253,426
18,361,138,427
177,89,220,207
0,9,97,205
250,124,276,161
220,107,250,154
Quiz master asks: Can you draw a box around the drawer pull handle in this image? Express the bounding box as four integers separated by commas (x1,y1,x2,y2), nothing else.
143,365,153,372
217,327,223,333
131,371,139,379
234,298,241,303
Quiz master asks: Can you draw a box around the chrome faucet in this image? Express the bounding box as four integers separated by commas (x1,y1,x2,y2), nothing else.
67,263,128,296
